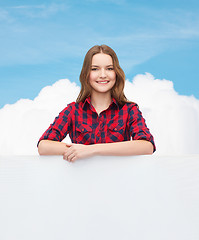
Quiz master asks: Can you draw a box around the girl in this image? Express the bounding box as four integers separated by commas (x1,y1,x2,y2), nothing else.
38,45,155,162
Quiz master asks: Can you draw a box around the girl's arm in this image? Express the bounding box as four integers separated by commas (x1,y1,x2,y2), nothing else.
93,140,154,156
37,103,74,155
64,140,154,162
38,140,69,155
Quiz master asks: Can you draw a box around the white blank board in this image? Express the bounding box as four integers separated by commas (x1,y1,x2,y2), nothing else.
0,155,199,240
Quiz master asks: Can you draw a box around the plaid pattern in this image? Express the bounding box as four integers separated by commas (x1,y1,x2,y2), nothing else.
38,97,156,152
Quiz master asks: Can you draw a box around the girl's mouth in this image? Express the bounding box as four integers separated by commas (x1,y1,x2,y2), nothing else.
96,81,109,84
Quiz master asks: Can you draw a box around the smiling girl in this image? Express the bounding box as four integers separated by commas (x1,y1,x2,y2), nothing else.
38,45,155,162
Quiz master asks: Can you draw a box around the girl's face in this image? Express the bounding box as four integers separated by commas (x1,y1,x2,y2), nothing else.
89,53,116,96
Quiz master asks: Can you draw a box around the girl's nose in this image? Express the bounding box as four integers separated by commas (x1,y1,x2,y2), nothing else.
99,68,107,78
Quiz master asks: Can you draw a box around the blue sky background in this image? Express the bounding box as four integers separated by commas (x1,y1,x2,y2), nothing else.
0,0,199,108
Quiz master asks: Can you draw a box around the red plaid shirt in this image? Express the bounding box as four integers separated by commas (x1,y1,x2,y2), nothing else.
38,97,156,152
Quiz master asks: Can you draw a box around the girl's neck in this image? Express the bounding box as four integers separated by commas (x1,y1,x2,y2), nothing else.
90,92,112,115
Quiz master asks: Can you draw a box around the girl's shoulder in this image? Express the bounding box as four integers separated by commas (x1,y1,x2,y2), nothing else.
58,101,77,114
61,101,83,112
122,101,139,110
66,101,77,108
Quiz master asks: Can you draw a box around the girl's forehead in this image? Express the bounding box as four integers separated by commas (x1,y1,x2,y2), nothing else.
91,53,113,65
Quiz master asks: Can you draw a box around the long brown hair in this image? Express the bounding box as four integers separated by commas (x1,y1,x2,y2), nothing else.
76,44,130,105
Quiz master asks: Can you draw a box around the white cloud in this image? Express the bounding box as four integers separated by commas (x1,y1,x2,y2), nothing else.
125,73,199,155
0,73,199,155
0,79,80,155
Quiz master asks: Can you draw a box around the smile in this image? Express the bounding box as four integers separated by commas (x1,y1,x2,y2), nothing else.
96,81,110,84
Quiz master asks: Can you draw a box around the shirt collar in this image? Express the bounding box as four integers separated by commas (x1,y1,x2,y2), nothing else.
111,97,119,108
82,96,119,110
82,96,91,109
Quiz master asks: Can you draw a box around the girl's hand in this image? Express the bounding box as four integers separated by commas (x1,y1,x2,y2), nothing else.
63,143,95,162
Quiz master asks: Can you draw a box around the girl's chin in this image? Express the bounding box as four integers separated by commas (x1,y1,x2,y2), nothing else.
91,89,112,94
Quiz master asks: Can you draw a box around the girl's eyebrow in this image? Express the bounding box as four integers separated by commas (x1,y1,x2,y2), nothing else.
91,64,114,67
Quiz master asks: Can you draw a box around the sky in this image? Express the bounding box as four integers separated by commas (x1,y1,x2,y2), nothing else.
0,0,199,108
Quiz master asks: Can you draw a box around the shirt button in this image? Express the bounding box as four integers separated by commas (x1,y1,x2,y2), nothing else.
114,128,117,131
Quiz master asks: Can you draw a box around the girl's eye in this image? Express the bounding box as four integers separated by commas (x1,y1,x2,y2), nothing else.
91,68,98,71
107,67,114,71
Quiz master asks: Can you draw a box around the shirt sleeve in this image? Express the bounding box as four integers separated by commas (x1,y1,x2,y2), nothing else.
129,104,156,152
37,104,73,146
